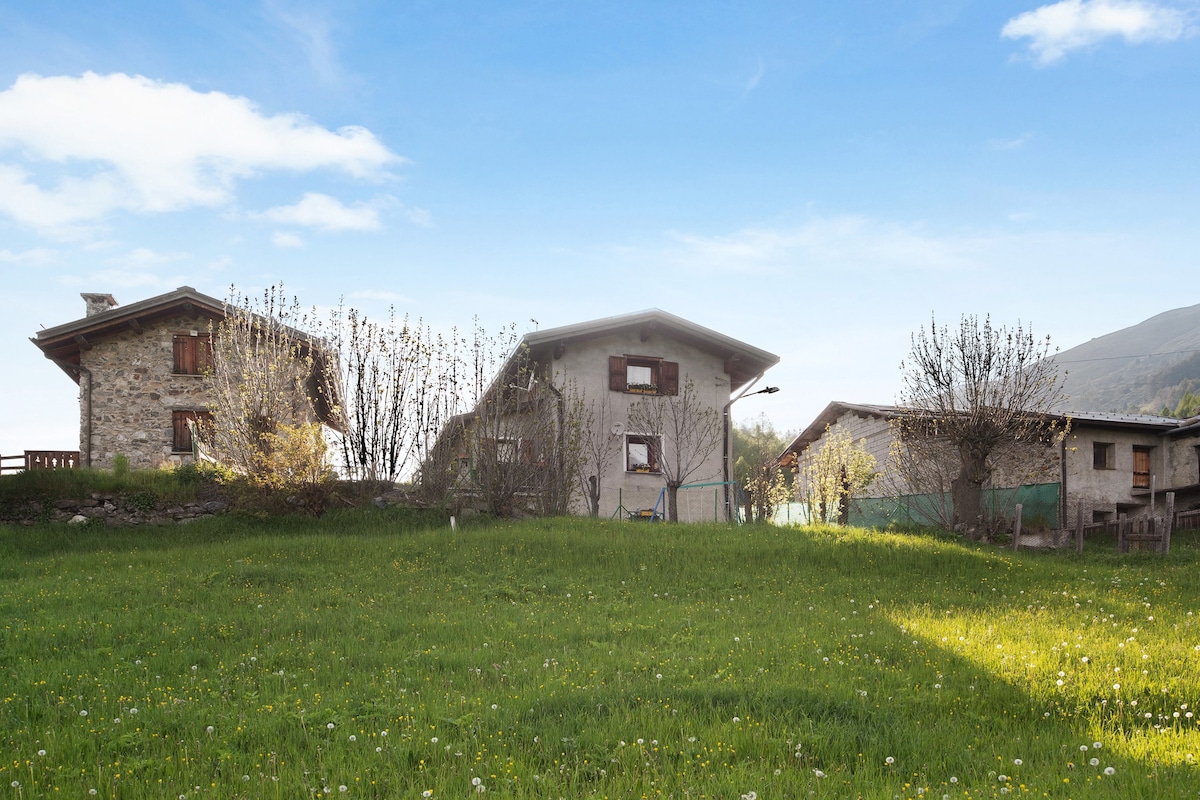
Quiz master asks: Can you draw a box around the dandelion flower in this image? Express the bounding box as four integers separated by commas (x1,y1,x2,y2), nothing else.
327,722,335,730
1104,766,1115,776
1089,758,1099,766
1092,741,1102,749
813,769,826,778
472,778,482,787
885,756,895,765
1013,758,1022,766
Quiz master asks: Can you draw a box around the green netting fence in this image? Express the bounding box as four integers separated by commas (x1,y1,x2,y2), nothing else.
774,482,1061,529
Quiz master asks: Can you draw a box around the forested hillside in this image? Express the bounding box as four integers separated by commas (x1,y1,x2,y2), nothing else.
1054,303,1200,416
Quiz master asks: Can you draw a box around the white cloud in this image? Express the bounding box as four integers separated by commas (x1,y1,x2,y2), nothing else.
260,192,382,231
0,72,403,228
1002,0,1189,64
272,231,306,248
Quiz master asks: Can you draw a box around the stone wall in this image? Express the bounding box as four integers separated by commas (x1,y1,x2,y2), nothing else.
2,493,228,527
79,313,214,469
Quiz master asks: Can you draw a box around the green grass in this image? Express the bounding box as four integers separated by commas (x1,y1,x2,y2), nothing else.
2,513,1199,798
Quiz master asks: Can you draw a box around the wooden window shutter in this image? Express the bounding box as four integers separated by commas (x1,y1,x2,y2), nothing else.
174,336,192,374
661,361,680,395
609,355,627,391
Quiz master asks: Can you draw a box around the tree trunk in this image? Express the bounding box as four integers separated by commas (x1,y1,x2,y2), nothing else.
667,483,679,522
952,447,989,537
587,475,600,517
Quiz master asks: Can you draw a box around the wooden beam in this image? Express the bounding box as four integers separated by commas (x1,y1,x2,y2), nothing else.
127,317,143,334
73,334,92,351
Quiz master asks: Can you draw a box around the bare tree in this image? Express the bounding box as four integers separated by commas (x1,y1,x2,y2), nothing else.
627,376,723,522
898,314,1067,537
573,387,621,517
732,416,792,524
206,285,331,480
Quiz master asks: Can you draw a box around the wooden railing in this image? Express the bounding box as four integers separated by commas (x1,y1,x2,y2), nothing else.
0,450,81,474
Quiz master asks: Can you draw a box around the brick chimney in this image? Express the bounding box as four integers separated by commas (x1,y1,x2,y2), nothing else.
81,293,118,317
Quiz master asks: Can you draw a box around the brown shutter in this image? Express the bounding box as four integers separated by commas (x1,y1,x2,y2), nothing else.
520,438,536,464
609,355,627,391
173,336,190,374
661,361,679,395
173,411,191,451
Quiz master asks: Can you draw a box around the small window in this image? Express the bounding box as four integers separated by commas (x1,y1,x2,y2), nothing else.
496,439,518,463
173,333,213,375
626,434,661,473
1132,445,1152,489
1092,442,1114,470
609,356,679,395
172,410,212,452
1092,510,1111,524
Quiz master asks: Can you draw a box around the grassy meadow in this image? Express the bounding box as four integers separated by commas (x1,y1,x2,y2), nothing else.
2,512,1199,798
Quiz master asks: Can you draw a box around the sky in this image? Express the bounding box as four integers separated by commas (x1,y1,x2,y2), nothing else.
1,0,1199,460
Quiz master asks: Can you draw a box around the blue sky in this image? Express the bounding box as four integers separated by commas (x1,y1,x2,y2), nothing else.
2,0,1198,458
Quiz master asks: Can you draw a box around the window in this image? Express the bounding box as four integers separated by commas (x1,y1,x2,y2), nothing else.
1132,445,1153,489
173,333,213,375
626,434,661,473
172,410,212,452
1092,442,1114,470
608,356,679,395
1092,510,1112,524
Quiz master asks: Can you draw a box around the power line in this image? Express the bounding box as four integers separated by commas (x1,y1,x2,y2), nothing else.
1055,348,1200,365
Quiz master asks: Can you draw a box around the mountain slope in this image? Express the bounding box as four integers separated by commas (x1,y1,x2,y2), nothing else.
1053,303,1200,414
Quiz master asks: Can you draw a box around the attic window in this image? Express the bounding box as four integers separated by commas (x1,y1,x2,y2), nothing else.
609,355,679,395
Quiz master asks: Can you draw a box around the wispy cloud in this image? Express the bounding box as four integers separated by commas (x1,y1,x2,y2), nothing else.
658,216,984,275
260,192,382,232
0,72,403,230
743,57,766,95
1002,0,1190,64
272,231,306,248
0,247,57,265
987,132,1035,150
263,1,341,85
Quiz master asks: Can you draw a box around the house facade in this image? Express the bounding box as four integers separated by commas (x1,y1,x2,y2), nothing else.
443,310,779,520
31,287,336,471
782,401,1200,529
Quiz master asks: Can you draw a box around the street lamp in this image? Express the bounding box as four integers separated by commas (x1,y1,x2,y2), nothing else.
723,384,780,522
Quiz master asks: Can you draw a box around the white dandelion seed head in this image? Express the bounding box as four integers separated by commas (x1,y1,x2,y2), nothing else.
1104,766,1115,776
349,735,356,742
1089,758,1099,766
1093,741,1102,749
1013,758,1022,765
885,756,895,764
813,769,826,778
471,777,482,786
37,749,46,756
80,710,88,717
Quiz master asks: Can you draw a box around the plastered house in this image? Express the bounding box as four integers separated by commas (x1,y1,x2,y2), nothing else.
434,310,779,520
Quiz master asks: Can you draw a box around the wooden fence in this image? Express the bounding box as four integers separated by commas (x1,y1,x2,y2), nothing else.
1013,492,1178,554
0,450,81,474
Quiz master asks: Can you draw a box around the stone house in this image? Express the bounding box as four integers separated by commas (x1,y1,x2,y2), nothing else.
431,310,779,520
781,401,1200,529
31,286,336,470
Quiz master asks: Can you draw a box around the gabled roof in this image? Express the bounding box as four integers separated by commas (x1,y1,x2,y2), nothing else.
779,400,1188,464
520,309,779,393
31,286,225,381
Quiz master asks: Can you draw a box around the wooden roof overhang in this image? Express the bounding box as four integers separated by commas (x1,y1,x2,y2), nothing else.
31,286,225,383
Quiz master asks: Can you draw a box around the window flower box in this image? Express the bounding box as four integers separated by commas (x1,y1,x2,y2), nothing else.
627,383,658,394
